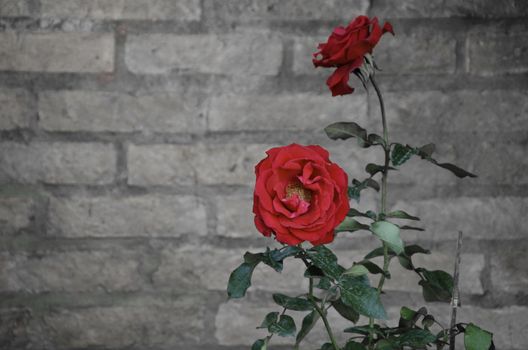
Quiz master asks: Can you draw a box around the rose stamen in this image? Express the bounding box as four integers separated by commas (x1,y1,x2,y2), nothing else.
285,183,312,202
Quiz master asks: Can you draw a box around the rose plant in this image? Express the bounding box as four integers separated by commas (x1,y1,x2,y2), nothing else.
227,16,494,350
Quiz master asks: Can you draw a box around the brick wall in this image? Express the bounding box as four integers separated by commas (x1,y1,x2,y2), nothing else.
0,1,527,349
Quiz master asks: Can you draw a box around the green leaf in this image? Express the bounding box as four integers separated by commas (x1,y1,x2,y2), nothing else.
363,247,389,259
344,264,369,277
347,208,377,220
304,265,325,278
375,339,397,350
370,221,404,255
418,269,454,302
391,143,414,166
367,133,385,147
400,306,416,321
295,310,320,346
307,246,344,280
430,160,477,178
316,277,332,290
464,323,492,350
251,338,268,350
348,178,380,202
416,143,436,158
244,246,302,273
336,217,370,233
345,341,368,350
325,122,368,143
269,314,296,337
397,255,414,270
404,244,431,256
344,325,380,335
422,314,435,328
227,261,258,299
320,343,335,350
399,225,425,231
339,276,387,319
258,312,279,329
397,329,437,347
331,298,360,323
386,210,420,221
269,246,302,262
365,163,385,176
272,294,313,311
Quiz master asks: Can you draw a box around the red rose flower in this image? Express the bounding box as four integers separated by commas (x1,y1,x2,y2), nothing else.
253,144,349,246
313,16,394,96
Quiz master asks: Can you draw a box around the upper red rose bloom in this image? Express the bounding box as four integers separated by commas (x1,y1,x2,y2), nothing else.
313,16,394,96
253,144,349,246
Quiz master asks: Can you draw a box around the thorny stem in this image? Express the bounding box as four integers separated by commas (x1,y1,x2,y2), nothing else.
368,75,391,349
307,273,339,350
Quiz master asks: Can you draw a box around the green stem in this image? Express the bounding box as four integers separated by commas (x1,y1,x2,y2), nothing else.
368,75,391,349
309,278,339,350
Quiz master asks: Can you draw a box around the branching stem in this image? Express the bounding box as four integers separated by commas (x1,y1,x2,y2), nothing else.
367,75,392,349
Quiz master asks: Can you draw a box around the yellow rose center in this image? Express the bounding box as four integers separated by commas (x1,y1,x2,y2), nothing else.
285,183,312,202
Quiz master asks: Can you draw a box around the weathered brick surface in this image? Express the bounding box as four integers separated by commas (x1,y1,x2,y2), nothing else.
0,32,114,73
371,0,528,18
390,197,528,240
466,32,528,75
490,249,528,294
208,93,368,131
0,142,116,185
125,32,283,75
40,0,201,21
0,196,34,234
128,143,273,186
39,90,206,133
0,249,144,292
153,244,307,293
377,90,528,134
0,89,32,130
0,1,526,349
0,0,31,17
47,195,207,237
38,297,206,348
374,30,456,75
204,0,369,21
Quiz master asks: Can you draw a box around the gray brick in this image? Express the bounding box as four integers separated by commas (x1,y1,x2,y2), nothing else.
39,90,206,133
0,142,116,185
491,249,528,294
40,297,206,348
215,298,358,347
0,197,34,233
389,197,528,241
128,143,273,186
382,253,484,295
374,30,456,74
40,0,201,20
378,90,528,134
204,0,369,21
0,249,144,292
466,32,528,75
208,93,367,131
0,308,32,349
0,0,31,16
153,244,307,293
0,89,32,130
47,195,206,238
371,0,528,18
125,32,282,75
216,195,254,238
293,35,328,75
0,32,114,73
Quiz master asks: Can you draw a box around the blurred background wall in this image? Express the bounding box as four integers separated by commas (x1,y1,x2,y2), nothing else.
0,0,527,349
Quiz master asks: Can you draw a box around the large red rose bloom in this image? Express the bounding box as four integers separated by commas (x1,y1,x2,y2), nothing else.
313,16,394,96
253,144,349,246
